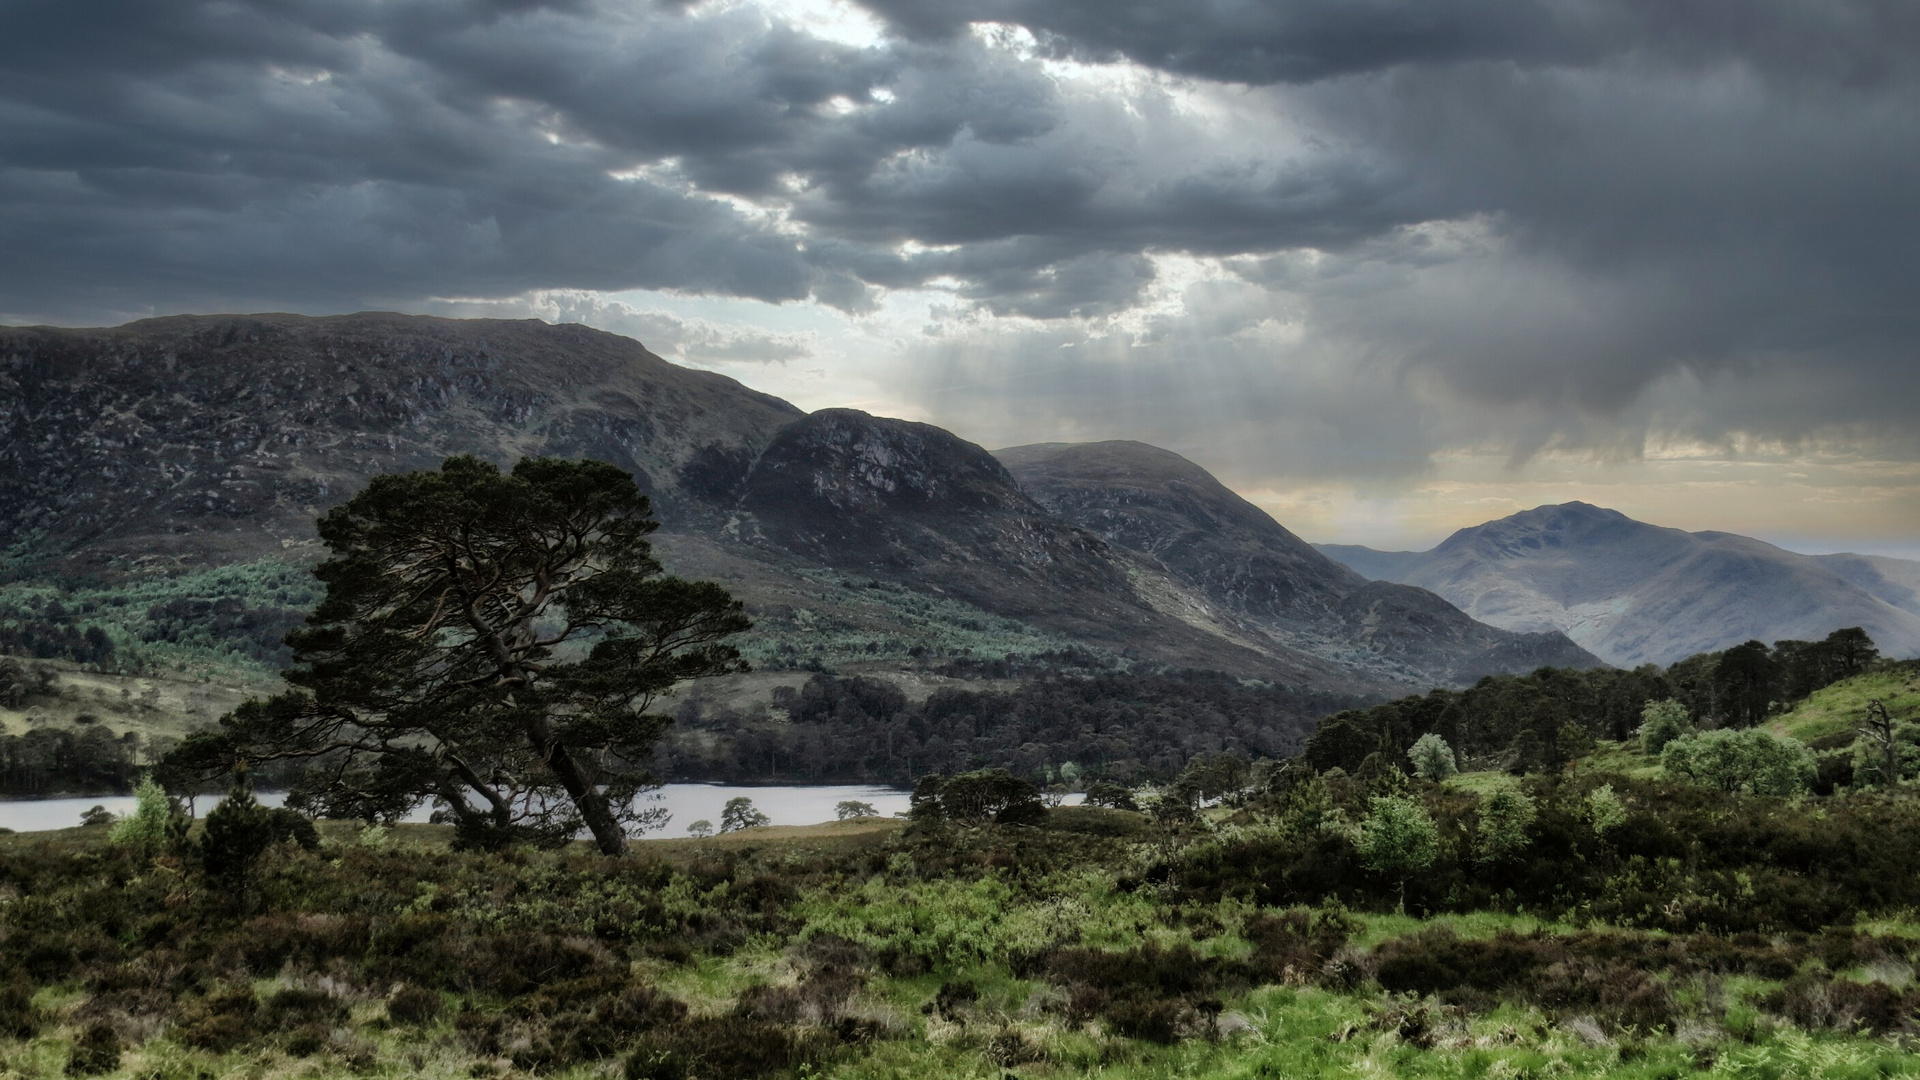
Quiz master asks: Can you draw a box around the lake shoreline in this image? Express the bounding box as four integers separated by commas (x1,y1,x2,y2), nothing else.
0,782,913,834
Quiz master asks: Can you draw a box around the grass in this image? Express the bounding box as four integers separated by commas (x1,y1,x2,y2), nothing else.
1444,770,1524,796
1347,909,1584,949
11,816,1920,1080
1578,740,1665,780
1767,662,1920,743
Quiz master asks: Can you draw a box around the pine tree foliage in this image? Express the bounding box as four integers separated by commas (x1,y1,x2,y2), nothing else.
163,456,750,855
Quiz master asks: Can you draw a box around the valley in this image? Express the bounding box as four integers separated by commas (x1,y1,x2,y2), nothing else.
0,313,1604,786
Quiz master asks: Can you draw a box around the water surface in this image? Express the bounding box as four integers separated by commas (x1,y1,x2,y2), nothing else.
0,784,909,835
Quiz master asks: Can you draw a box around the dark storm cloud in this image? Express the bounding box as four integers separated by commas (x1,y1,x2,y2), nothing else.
857,0,1920,87
848,0,1920,450
0,0,1437,324
1,0,1917,468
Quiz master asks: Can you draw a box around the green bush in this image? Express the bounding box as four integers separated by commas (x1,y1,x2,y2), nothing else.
1358,795,1439,907
1474,787,1537,863
1639,698,1693,753
1407,732,1457,781
109,774,183,849
1585,783,1628,835
1663,728,1815,796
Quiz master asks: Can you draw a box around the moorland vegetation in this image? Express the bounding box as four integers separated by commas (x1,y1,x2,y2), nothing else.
3,456,1920,1078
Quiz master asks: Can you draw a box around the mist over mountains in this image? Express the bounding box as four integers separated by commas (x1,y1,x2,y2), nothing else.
1317,502,1920,667
1,312,1599,696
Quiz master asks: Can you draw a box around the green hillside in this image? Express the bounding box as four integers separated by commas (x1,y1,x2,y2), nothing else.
1766,660,1920,742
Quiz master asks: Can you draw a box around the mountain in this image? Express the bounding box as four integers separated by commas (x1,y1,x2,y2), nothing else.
0,312,801,572
995,441,1600,685
1,312,1600,694
1314,502,1920,667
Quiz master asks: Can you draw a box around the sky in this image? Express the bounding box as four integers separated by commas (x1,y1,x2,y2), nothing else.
4,0,1918,557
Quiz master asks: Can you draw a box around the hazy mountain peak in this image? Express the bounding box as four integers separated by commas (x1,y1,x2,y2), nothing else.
1319,503,1920,666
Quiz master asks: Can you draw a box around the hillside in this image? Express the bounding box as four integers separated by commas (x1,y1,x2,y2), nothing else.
1315,502,1920,667
1766,661,1920,743
998,442,1600,684
3,313,1600,705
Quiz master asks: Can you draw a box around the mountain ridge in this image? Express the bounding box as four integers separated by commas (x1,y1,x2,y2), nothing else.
3,312,1600,694
1315,502,1920,666
996,441,1601,685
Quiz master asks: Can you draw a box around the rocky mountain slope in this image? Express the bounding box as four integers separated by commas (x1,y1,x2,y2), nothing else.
2,313,1601,693
996,442,1599,685
0,312,802,572
1315,502,1920,667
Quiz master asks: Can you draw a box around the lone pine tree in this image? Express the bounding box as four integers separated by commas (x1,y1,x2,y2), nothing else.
164,456,749,855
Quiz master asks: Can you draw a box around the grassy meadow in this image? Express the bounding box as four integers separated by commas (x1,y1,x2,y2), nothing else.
7,760,1920,1080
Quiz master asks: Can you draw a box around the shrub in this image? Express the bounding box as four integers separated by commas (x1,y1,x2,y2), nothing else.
64,1023,121,1077
109,775,183,849
199,773,276,885
387,985,442,1025
260,985,349,1031
1639,699,1693,753
1082,780,1139,811
511,976,689,1070
1033,943,1221,1043
0,976,40,1039
624,1017,834,1080
1474,787,1538,863
1372,929,1676,1032
1759,973,1920,1034
175,988,260,1051
1408,733,1458,781
1358,795,1439,908
1663,729,1815,796
1585,784,1628,835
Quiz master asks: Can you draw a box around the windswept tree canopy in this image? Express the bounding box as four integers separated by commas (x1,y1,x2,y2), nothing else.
163,455,750,854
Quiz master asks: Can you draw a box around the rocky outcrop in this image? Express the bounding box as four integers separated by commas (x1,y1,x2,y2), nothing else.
0,313,799,571
737,412,1327,680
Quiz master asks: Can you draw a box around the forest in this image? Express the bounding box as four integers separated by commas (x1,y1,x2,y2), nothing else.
657,628,1880,790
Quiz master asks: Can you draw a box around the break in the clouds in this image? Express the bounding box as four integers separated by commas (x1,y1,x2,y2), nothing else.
3,0,1917,551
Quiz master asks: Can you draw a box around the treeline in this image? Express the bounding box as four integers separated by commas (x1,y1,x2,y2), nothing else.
0,601,113,665
657,671,1366,787
138,596,304,666
0,725,146,797
1305,628,1882,777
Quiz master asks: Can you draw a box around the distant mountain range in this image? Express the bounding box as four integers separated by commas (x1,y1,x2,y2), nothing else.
1316,503,1920,667
0,312,1598,695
